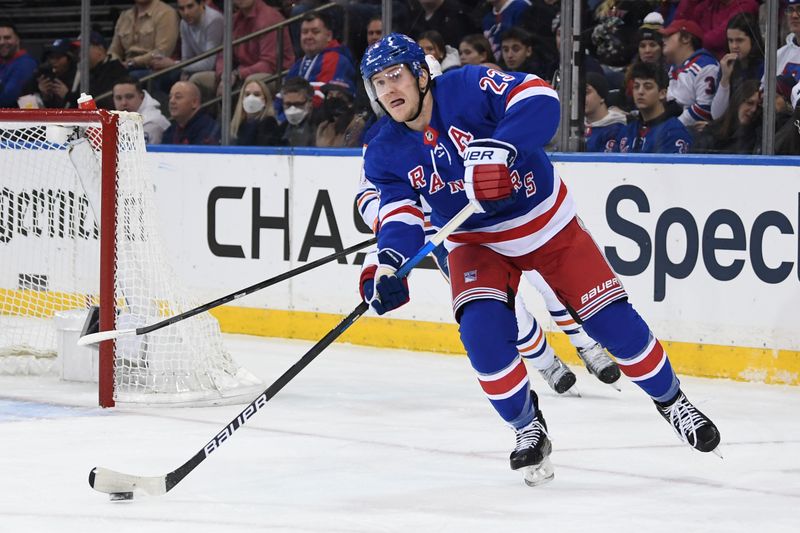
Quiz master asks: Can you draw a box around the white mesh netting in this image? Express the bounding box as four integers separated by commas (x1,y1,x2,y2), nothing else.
0,112,261,405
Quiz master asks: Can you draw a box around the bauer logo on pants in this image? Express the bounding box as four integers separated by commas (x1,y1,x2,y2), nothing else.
464,270,477,283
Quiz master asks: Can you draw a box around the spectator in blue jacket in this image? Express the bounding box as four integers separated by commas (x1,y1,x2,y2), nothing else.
285,12,356,108
162,80,220,145
0,20,37,107
482,0,530,61
616,62,692,154
584,72,626,152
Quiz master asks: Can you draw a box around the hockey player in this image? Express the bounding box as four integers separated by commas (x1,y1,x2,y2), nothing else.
616,62,692,154
659,19,719,128
359,34,721,485
357,175,620,395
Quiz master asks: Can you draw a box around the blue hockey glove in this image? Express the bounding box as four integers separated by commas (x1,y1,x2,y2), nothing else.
371,272,410,315
360,249,410,315
463,139,518,215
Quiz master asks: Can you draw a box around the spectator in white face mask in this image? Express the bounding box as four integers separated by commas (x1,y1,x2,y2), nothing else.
276,76,318,146
230,79,280,145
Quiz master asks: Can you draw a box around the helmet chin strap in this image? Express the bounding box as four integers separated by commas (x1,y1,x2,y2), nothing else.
407,74,431,123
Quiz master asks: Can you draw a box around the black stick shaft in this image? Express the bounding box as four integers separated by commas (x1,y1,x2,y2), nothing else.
138,238,376,336
164,301,370,492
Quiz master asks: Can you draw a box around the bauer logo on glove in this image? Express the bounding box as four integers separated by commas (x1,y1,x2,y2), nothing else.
463,138,518,214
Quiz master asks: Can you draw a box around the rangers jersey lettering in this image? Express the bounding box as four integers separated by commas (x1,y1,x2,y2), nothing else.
363,65,576,267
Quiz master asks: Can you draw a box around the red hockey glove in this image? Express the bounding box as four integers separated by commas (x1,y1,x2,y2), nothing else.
463,139,518,214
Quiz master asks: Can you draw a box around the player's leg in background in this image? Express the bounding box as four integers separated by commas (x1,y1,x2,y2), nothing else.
523,269,595,350
522,269,620,385
529,218,720,453
514,294,577,394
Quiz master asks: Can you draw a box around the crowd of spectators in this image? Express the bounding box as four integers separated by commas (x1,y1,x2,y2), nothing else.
1,0,799,154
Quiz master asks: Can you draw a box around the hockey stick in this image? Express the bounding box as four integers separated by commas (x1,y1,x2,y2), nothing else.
88,202,476,499
78,237,377,346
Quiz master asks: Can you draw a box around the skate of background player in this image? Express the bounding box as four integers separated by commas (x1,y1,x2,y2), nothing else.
143,145,800,387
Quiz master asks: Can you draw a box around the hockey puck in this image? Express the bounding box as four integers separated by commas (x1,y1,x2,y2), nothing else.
109,492,134,502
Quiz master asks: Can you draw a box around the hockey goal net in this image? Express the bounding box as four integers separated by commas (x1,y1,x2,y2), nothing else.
0,109,261,406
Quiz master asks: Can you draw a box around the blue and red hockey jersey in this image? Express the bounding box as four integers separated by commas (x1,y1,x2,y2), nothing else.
363,65,576,267
614,112,692,154
285,39,357,107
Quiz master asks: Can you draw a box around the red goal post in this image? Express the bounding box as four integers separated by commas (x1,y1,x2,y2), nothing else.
0,108,261,407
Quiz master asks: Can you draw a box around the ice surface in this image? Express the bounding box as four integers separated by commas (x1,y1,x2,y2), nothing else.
0,334,797,532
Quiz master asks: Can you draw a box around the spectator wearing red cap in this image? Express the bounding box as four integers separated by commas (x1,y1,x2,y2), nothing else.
660,18,720,128
672,0,758,59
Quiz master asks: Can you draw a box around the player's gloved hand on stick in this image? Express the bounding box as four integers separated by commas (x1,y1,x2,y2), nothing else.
463,139,517,215
359,250,409,315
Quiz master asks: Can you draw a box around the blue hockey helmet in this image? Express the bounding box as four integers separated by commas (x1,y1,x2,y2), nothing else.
361,33,431,119
361,33,427,83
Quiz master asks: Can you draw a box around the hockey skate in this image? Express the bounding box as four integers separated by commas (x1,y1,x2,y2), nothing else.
537,355,577,395
655,391,721,455
577,343,621,389
510,392,554,487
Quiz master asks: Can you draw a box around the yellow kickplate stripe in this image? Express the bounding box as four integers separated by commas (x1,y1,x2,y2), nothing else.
211,306,799,386
0,288,98,318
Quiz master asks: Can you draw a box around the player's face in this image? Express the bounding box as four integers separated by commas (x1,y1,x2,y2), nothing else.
632,78,662,111
585,84,603,116
371,64,423,122
459,42,484,65
502,39,532,71
113,83,144,112
738,91,760,125
726,29,751,58
638,40,661,63
0,27,20,60
300,18,332,57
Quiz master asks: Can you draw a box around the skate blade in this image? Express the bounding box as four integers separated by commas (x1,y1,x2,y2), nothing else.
608,381,622,392
522,457,555,487
566,385,582,398
711,446,724,459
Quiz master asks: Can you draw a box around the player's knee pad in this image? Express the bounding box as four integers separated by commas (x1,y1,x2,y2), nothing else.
581,299,650,359
459,299,518,373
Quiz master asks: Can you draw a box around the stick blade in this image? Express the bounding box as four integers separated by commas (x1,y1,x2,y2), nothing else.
89,467,168,497
77,328,136,346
